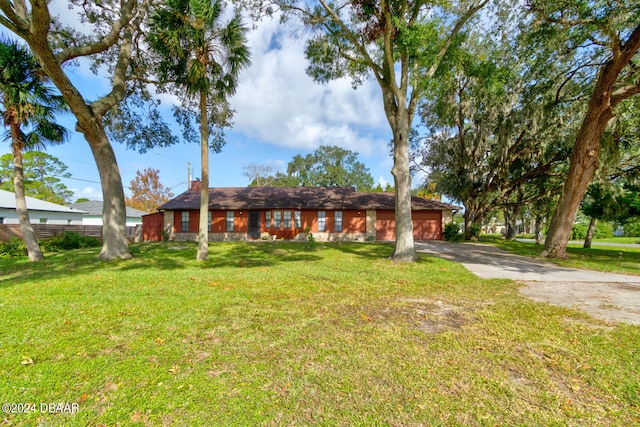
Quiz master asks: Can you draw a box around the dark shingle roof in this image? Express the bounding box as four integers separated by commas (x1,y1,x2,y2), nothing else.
157,187,459,212
69,201,148,218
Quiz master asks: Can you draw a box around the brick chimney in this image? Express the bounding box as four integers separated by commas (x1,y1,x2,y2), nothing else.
191,179,202,191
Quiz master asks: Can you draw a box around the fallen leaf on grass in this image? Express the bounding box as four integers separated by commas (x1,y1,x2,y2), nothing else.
360,313,374,322
21,357,34,366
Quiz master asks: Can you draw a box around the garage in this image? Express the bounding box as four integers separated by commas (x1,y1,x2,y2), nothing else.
376,210,442,241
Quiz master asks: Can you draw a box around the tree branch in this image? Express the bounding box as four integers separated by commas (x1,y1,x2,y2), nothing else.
54,0,137,64
90,1,147,118
0,0,29,33
527,2,595,26
611,83,640,106
317,0,384,81
425,0,488,79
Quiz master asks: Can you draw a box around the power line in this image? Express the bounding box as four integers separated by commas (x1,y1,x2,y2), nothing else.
57,176,101,184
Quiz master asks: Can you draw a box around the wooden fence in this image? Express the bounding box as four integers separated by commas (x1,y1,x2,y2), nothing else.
0,224,138,243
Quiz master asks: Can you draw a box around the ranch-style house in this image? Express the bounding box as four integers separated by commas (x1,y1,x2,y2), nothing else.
145,181,458,242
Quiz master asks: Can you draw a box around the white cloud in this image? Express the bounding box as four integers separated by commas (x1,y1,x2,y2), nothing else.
265,159,286,172
71,186,102,201
231,14,389,157
377,176,391,188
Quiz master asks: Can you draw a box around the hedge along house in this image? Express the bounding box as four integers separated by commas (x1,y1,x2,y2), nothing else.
154,181,459,242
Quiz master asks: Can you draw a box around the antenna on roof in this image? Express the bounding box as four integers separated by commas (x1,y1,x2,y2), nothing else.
187,161,192,191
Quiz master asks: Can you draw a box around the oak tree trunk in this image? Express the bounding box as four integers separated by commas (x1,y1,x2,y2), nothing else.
542,25,640,259
26,36,132,261
463,203,483,241
85,128,133,261
583,217,597,249
541,97,613,258
197,89,209,261
534,214,544,245
505,205,521,240
464,210,474,241
10,125,44,261
389,115,418,262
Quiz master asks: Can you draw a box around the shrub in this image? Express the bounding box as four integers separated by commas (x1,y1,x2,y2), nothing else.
304,226,317,251
443,222,463,242
622,219,640,237
469,224,482,239
515,233,535,239
571,220,613,240
42,232,100,252
0,236,27,258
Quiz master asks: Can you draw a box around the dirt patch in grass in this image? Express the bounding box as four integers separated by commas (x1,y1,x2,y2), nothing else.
520,281,640,325
373,298,481,334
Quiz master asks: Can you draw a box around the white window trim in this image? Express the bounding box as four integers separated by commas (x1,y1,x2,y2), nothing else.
226,211,234,232
318,211,326,232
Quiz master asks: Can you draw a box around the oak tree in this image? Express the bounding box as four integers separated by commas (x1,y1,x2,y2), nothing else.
528,1,640,258
275,0,487,261
126,168,174,212
0,0,162,260
245,145,375,190
417,20,570,240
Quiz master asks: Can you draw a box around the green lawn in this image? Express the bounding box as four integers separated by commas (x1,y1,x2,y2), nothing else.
593,236,640,245
1,242,638,426
480,235,640,276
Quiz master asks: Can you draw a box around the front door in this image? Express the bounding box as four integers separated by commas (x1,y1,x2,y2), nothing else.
248,212,260,239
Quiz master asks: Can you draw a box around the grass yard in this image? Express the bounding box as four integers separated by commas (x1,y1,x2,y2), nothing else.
1,241,639,426
480,235,640,276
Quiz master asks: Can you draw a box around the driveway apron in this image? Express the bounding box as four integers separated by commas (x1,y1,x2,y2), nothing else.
415,241,640,325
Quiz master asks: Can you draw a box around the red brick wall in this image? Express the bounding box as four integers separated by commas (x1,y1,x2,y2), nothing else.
172,209,442,241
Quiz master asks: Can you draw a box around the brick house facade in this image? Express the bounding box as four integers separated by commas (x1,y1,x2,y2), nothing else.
149,182,459,242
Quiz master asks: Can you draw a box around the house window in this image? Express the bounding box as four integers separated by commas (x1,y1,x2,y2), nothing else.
294,211,301,229
274,210,282,228
39,218,48,224
334,211,343,232
318,211,326,232
0,217,4,224
284,211,292,228
181,211,189,232
226,211,234,232
265,211,271,229
208,211,212,232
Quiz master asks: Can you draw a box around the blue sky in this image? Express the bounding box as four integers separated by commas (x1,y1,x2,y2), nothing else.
0,6,404,202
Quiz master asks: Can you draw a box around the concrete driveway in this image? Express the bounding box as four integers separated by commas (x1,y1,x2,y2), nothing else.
415,241,640,325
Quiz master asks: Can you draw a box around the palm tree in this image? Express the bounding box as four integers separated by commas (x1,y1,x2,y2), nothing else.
149,0,251,261
0,40,68,261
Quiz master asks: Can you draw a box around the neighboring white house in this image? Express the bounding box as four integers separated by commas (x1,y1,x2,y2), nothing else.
0,189,86,225
68,200,146,227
